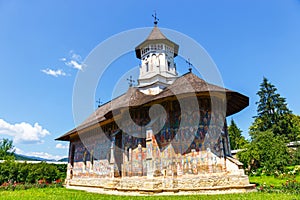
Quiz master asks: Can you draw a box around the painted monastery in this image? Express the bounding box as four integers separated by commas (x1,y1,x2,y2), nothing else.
56,21,255,194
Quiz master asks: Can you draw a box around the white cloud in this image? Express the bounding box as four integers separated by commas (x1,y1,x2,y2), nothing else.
14,147,24,155
41,51,85,77
70,52,82,61
41,68,67,77
14,148,65,161
0,119,50,144
55,143,69,149
63,51,85,71
65,60,83,70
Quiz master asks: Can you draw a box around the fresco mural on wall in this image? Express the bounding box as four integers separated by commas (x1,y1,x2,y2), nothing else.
70,98,228,178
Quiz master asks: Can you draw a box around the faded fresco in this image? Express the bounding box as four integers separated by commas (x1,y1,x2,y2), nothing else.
69,97,230,179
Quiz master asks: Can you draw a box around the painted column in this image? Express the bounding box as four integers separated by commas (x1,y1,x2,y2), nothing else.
67,143,74,181
138,142,143,176
129,146,132,177
146,128,154,178
122,145,128,177
110,135,115,178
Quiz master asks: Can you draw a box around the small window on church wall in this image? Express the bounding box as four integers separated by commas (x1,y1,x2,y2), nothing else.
167,61,171,71
146,62,149,72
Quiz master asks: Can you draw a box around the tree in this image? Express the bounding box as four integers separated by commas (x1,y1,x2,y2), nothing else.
237,130,290,174
251,77,299,141
255,77,291,131
0,138,14,160
292,145,300,165
228,119,248,150
273,114,300,142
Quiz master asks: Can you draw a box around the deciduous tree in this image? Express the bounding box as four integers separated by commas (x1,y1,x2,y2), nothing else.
0,138,14,160
237,130,289,174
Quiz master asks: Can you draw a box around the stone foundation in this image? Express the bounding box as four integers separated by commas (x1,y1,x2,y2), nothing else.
65,156,256,195
66,172,255,194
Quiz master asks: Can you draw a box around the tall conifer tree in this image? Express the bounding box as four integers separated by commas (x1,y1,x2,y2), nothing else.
228,119,248,150
251,77,299,141
255,77,291,131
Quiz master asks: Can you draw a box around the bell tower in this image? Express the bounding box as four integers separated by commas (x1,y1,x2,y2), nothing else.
135,17,179,95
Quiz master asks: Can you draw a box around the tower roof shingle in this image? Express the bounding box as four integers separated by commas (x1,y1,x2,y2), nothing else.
135,26,179,59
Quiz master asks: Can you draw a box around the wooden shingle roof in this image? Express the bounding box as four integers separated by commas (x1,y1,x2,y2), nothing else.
135,26,179,59
56,72,248,141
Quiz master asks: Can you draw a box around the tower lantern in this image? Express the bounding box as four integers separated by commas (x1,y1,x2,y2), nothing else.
135,20,179,95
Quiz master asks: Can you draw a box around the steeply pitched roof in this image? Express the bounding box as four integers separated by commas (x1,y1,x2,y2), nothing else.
56,72,249,141
135,26,179,59
146,26,168,40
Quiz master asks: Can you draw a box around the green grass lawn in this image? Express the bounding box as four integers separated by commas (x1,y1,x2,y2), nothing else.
249,174,300,187
0,188,299,200
1,175,300,200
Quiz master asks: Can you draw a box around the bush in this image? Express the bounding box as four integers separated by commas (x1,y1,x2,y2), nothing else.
291,147,300,165
0,182,64,191
257,179,300,195
237,130,290,174
0,161,66,185
282,179,300,194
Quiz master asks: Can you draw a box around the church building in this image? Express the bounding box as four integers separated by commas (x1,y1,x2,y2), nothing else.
56,20,255,193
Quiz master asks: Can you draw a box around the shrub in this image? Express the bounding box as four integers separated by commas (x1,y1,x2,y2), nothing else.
0,161,66,185
238,130,290,174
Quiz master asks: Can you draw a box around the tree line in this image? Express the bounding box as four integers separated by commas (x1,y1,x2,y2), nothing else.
0,139,66,186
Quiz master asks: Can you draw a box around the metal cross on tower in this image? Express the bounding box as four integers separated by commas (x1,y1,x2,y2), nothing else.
96,98,103,108
152,11,159,25
127,76,135,87
186,58,193,72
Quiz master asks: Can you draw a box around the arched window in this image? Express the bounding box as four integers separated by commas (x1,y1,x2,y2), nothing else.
145,62,149,72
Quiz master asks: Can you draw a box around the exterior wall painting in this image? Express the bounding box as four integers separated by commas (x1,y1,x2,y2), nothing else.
69,97,229,179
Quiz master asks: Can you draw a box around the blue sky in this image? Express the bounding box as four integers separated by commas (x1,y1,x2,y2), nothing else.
0,0,300,160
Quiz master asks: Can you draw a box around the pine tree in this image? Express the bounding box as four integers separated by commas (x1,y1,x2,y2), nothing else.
255,77,291,131
228,119,248,150
251,77,299,141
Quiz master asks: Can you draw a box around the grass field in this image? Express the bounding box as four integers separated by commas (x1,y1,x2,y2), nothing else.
249,175,300,187
0,187,300,200
1,175,300,199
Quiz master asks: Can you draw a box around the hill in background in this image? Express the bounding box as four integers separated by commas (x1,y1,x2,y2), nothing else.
13,153,68,162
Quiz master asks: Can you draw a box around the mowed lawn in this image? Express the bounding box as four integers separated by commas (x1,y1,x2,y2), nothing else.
250,175,300,187
1,176,300,200
0,188,299,200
